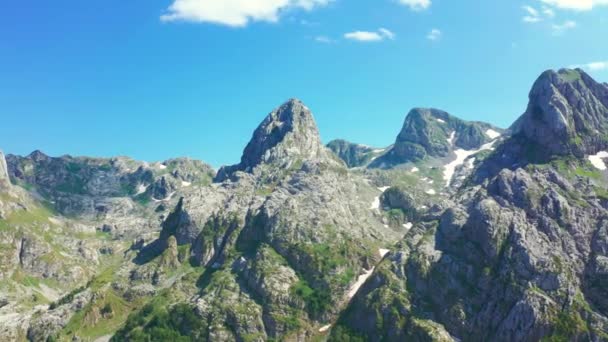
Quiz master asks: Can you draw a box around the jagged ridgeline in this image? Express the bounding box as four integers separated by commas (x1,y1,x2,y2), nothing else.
0,68,607,342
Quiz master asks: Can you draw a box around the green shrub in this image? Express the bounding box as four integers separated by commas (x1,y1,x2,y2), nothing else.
112,303,206,342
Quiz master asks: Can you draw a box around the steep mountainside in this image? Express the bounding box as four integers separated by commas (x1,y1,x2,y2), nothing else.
1,69,607,342
112,98,404,341
333,68,608,341
0,152,215,341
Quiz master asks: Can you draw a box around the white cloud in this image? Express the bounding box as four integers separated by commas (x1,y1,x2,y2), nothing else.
344,28,396,42
552,20,577,34
522,5,543,22
314,35,333,43
523,15,542,22
344,31,383,42
587,61,608,71
397,0,432,11
426,28,442,41
540,0,608,11
378,28,396,40
571,61,608,71
542,6,556,17
523,5,540,16
161,0,331,26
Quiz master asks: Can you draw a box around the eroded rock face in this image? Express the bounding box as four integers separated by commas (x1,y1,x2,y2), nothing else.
338,165,608,341
512,68,608,157
216,99,339,181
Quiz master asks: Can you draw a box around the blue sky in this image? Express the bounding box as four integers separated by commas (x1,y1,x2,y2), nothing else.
1,0,607,167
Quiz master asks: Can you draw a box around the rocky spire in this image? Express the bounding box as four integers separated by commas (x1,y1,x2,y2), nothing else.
511,68,608,156
0,150,10,190
215,99,332,181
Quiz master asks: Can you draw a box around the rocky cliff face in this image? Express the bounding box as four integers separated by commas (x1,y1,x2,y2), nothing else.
511,68,608,157
333,69,608,341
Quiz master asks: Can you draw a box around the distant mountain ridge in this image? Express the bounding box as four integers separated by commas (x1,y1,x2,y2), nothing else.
328,107,503,169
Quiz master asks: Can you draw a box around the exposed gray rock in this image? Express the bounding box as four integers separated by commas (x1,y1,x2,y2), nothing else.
0,150,10,190
511,68,608,157
27,290,93,342
216,98,340,181
381,186,419,221
370,108,502,168
327,139,384,168
334,69,608,342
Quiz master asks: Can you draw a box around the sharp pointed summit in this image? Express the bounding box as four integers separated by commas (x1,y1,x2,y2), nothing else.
215,98,335,181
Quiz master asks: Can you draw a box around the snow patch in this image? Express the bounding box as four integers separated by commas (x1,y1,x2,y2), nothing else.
153,191,176,202
379,248,390,258
370,187,390,210
158,164,167,170
182,181,192,187
403,222,413,230
411,167,419,173
588,151,608,170
443,140,497,186
93,335,113,342
319,324,332,333
436,118,446,123
134,183,148,195
485,129,501,139
467,157,476,169
447,131,456,145
347,268,374,299
370,197,380,210
426,189,436,195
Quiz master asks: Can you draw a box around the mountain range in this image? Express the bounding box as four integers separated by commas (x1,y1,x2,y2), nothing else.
1,68,607,341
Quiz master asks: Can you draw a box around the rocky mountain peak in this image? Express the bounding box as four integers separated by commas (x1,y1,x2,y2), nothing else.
216,98,333,181
370,108,501,168
27,150,49,162
0,150,10,190
241,98,324,166
511,68,608,156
